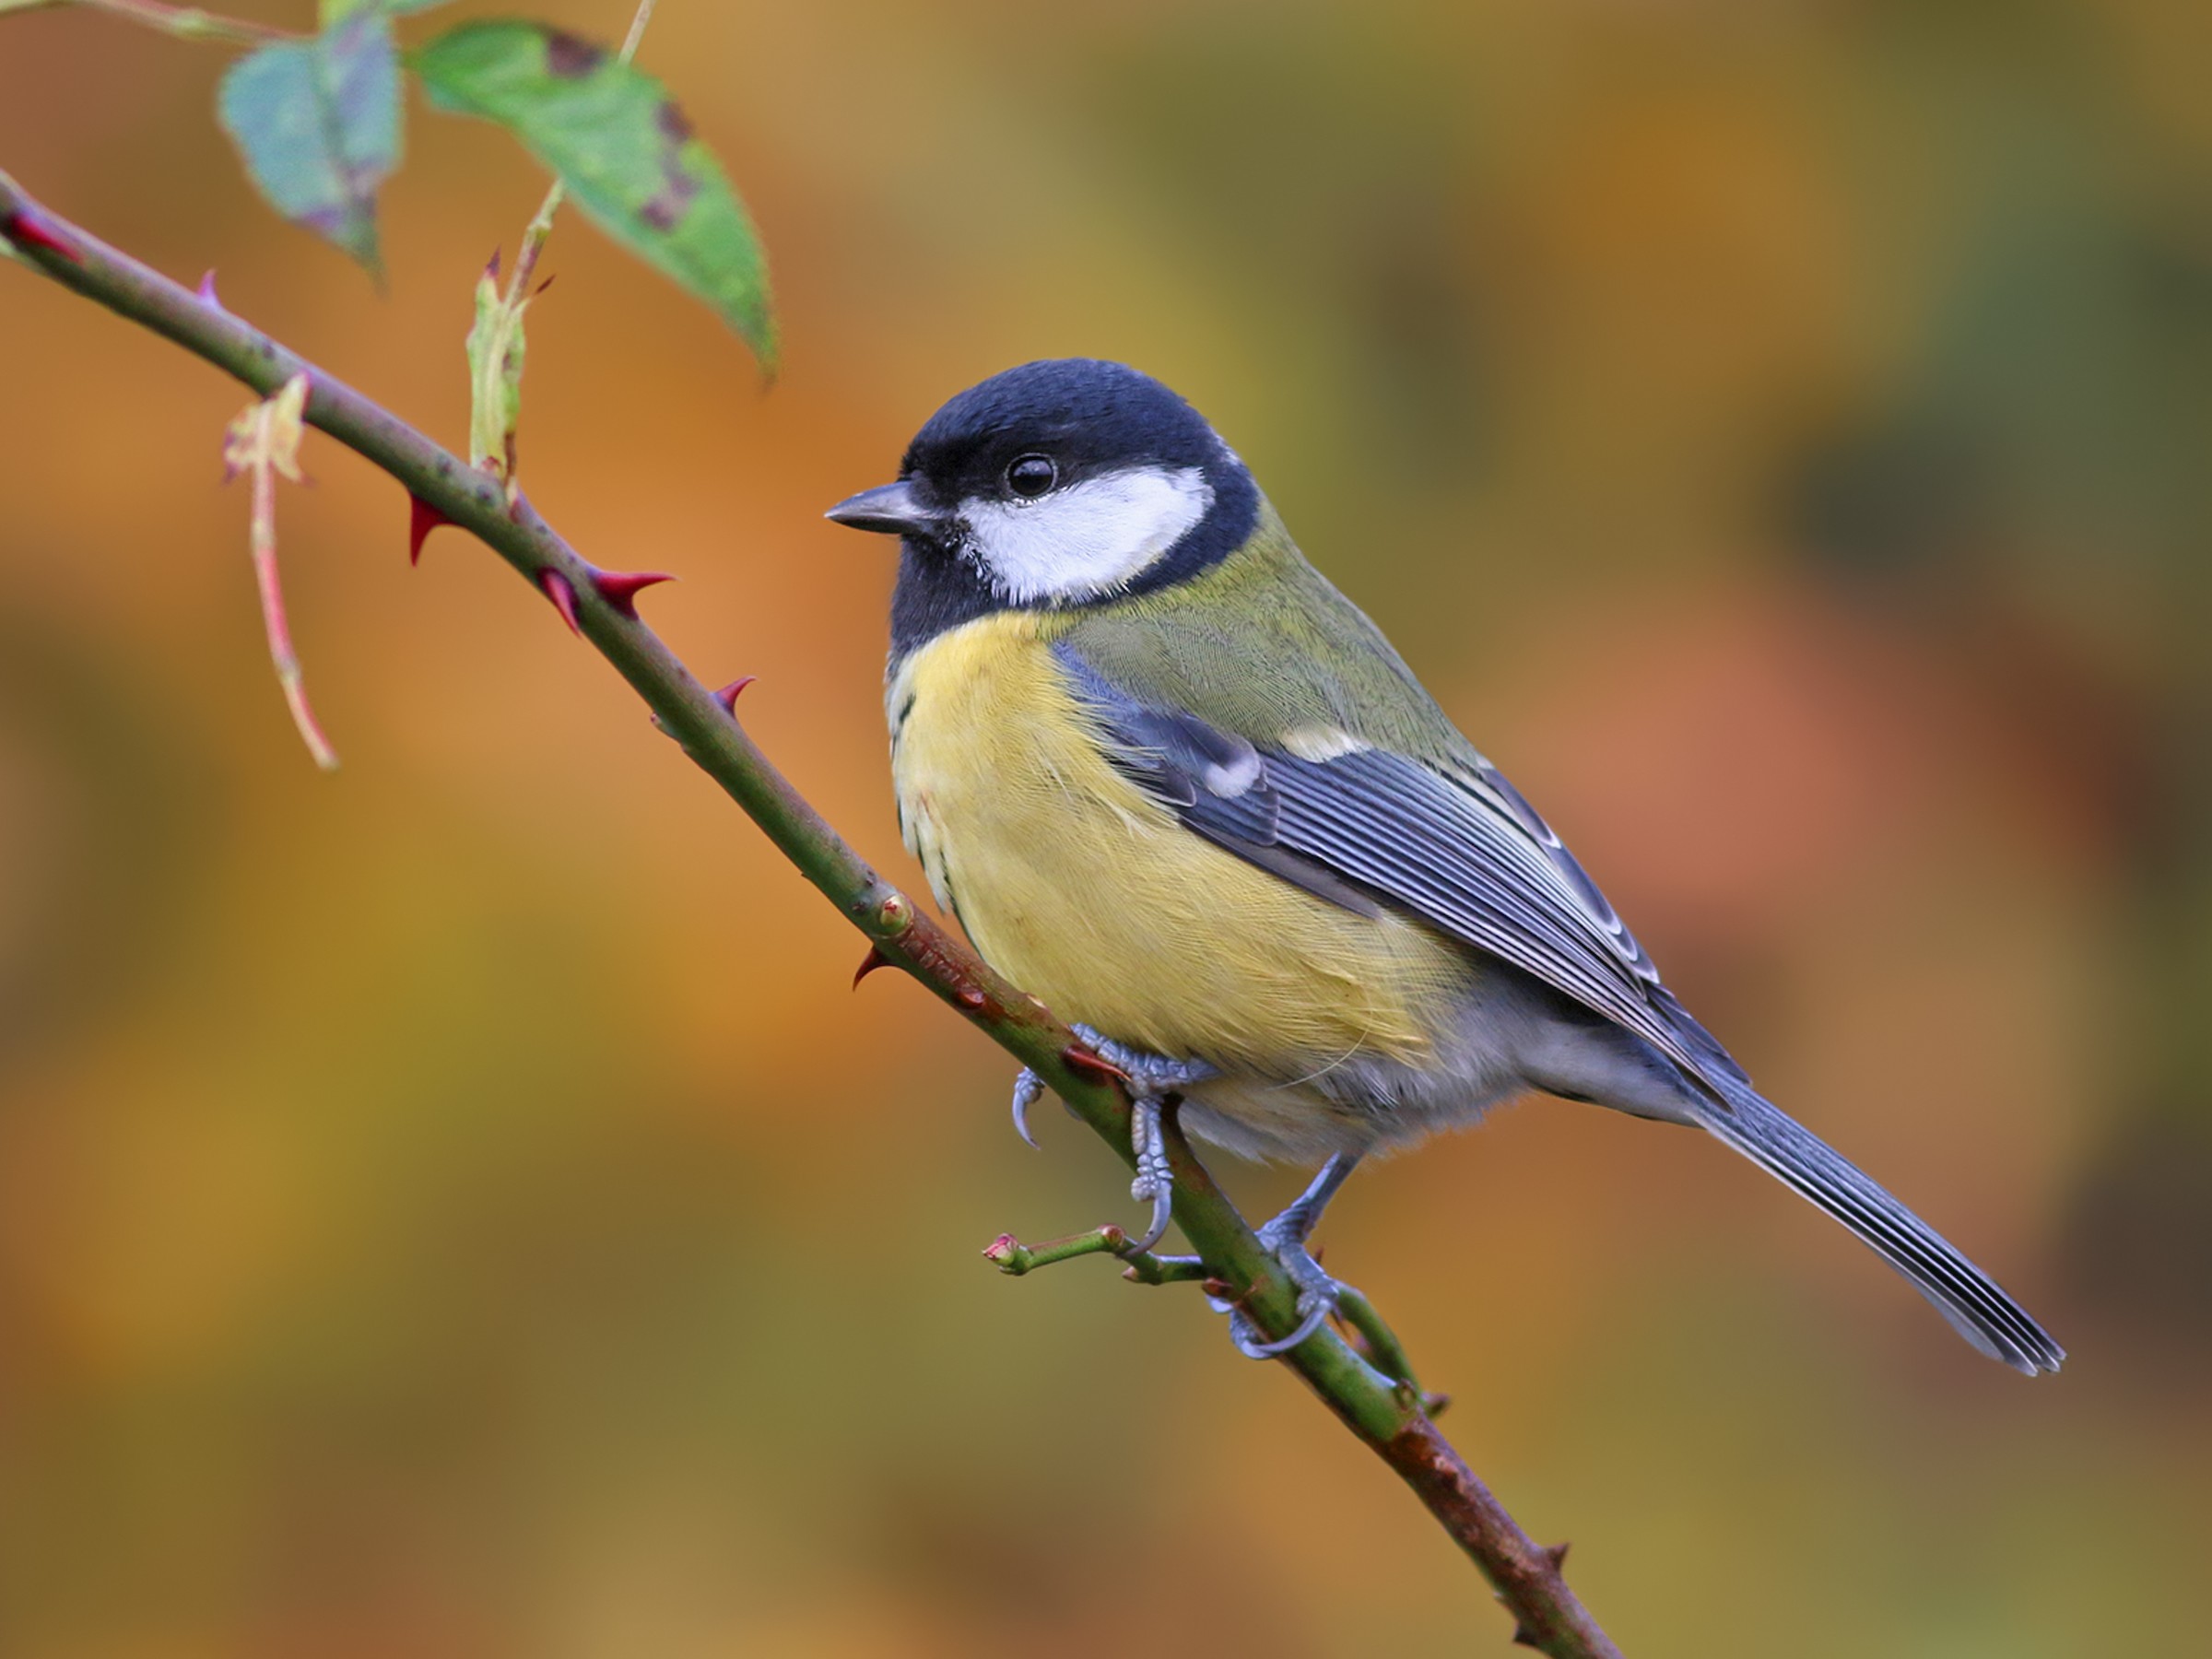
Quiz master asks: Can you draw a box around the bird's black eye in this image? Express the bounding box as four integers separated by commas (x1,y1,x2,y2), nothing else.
1006,454,1057,499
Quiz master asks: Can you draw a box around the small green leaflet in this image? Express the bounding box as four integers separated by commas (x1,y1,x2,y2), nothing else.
412,22,777,370
465,256,530,485
218,9,402,274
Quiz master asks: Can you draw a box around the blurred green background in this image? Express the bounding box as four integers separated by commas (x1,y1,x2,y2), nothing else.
4,1,2209,1653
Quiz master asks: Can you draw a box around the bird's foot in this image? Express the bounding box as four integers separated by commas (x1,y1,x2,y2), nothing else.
1210,1206,1345,1359
1065,1025,1215,1251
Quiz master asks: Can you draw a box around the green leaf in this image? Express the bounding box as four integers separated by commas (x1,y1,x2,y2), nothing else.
411,21,776,369
218,11,402,274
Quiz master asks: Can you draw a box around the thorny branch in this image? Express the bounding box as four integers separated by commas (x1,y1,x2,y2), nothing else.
0,171,1623,1659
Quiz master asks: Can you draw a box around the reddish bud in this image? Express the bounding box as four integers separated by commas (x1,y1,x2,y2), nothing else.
407,495,453,565
955,984,986,1010
538,568,582,636
853,946,890,988
982,1234,1019,1266
590,568,675,618
712,676,755,713
5,211,81,265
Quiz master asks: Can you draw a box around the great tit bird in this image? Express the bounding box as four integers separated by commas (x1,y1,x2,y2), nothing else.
828,358,2063,1375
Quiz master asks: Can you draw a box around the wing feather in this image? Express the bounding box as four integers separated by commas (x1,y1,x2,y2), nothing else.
1054,641,1747,1102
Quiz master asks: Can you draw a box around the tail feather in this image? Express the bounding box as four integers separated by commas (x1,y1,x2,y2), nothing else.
1693,1077,2065,1375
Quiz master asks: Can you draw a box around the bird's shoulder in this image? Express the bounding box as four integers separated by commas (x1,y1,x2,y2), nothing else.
1045,503,1476,770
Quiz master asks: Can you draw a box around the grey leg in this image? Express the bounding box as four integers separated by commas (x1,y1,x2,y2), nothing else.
1068,1025,1216,1252
1214,1152,1365,1359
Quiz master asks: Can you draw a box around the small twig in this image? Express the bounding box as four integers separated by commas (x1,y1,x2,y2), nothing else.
479,0,659,491
1334,1284,1421,1390
982,1225,1209,1284
69,0,299,47
222,371,338,769
501,0,657,302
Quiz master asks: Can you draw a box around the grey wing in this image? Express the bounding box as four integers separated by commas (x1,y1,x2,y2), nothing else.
1053,642,1749,1106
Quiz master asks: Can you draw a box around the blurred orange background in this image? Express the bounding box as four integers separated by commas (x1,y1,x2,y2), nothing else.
4,2,2209,1653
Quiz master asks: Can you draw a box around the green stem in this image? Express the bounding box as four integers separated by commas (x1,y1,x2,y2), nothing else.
69,0,298,47
501,0,655,308
0,171,1622,1659
982,1224,1210,1284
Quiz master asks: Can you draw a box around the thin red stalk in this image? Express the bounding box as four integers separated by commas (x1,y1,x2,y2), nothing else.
244,453,338,770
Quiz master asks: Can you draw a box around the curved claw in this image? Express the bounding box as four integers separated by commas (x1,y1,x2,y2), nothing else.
1127,1094,1176,1251
1131,1178,1174,1253
1229,1291,1334,1359
1010,1067,1044,1149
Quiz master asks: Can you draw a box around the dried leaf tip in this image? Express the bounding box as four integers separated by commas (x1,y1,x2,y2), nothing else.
222,371,311,485
589,568,675,618
537,568,582,636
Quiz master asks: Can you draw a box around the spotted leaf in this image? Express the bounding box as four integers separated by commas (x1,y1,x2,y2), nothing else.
217,9,402,274
411,21,775,369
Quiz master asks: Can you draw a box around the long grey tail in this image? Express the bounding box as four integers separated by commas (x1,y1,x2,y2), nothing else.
1690,1075,2065,1375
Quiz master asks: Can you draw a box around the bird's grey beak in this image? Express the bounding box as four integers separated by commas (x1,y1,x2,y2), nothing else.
825,479,942,537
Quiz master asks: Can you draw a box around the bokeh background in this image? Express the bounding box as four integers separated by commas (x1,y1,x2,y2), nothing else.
4,1,2209,1653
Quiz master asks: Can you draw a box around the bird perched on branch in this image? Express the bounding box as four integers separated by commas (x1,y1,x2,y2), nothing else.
828,358,2063,1376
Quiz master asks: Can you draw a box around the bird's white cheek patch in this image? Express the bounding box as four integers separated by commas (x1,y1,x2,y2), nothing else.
962,465,1212,602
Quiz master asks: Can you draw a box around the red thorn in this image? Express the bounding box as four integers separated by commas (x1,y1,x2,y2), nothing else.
6,210,80,265
590,568,675,618
853,946,890,988
1543,1542,1571,1571
1512,1625,1540,1649
712,676,755,713
538,568,582,636
1061,1043,1130,1085
196,269,223,309
485,246,502,280
407,494,453,565
534,273,557,298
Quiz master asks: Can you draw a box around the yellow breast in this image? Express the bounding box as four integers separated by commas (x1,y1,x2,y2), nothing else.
887,612,1473,1081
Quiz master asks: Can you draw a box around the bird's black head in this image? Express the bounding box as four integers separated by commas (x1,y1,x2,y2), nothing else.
827,359,1260,657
